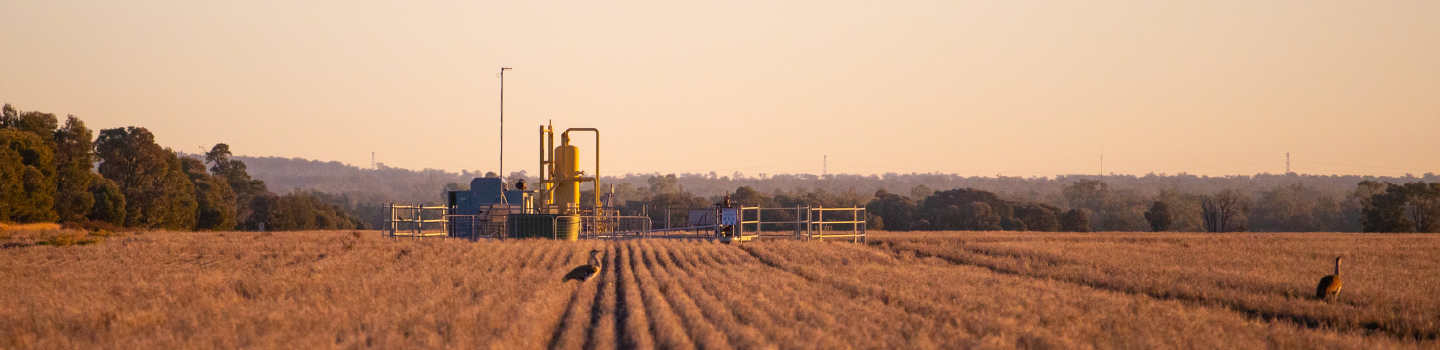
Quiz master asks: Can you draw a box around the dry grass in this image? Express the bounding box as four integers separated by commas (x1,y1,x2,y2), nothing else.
0,224,109,248
871,231,1440,342
1,230,1432,349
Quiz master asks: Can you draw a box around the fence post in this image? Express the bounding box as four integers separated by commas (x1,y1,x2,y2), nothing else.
861,208,867,243
795,207,802,239
852,206,858,243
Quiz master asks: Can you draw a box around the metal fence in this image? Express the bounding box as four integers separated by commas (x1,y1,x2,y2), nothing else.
385,204,862,242
386,204,448,238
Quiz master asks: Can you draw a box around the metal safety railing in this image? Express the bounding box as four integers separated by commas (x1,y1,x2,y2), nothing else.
385,204,449,239
579,215,653,239
385,203,862,242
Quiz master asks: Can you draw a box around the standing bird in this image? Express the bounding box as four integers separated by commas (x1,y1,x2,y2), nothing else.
1316,256,1343,302
563,249,603,282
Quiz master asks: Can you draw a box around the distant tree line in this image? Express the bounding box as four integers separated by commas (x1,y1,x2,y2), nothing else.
594,173,1438,233
0,103,363,231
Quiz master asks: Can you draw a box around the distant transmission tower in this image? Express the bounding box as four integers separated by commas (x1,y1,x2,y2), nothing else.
823,155,827,176
1286,153,1291,174
371,152,376,169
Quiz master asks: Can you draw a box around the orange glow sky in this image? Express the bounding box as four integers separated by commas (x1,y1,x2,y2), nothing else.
3,1,1437,177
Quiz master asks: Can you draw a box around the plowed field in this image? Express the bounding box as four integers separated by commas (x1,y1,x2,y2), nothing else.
2,230,1434,349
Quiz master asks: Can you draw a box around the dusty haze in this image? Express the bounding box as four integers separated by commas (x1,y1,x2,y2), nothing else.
2,1,1437,177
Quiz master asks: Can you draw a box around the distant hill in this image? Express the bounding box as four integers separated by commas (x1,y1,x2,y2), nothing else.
178,153,479,205
201,153,1438,233
202,153,1439,209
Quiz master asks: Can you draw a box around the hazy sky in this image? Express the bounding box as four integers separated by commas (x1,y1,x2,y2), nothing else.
3,1,1437,177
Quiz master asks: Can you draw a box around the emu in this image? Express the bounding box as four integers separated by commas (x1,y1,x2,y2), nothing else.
564,249,603,282
1315,256,1343,302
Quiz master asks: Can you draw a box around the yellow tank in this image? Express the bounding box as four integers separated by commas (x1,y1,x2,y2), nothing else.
553,144,581,214
558,215,581,241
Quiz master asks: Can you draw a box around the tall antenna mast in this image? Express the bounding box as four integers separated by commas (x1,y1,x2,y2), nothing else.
1286,153,1291,174
371,152,375,169
823,155,827,176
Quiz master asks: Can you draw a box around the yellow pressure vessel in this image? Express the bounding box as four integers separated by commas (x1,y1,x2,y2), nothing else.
553,144,581,214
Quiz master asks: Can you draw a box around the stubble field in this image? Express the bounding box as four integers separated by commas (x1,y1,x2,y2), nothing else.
2,229,1436,349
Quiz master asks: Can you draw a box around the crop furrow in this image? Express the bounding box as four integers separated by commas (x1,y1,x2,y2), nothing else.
737,244,986,346
491,244,583,349
578,244,620,350
636,241,730,350
666,244,825,348
688,243,864,348
613,242,655,349
549,245,606,350
660,244,804,349
648,241,773,350
875,240,1438,342
627,241,698,350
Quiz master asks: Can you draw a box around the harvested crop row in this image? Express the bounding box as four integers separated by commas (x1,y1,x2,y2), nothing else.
700,242,937,349
874,232,1440,341
626,241,697,350
658,241,835,349
750,240,1410,349
644,240,772,350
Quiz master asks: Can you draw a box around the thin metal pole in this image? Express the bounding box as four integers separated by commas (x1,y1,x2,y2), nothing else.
499,67,512,181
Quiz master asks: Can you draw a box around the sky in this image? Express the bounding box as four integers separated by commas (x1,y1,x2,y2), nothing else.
3,1,1438,178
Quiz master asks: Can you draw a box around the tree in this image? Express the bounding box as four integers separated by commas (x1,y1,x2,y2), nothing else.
1154,189,1203,231
95,127,197,229
1061,209,1090,232
1201,189,1250,233
647,174,682,195
921,188,1012,230
1356,181,1440,233
1012,203,1061,232
1062,179,1147,231
1359,181,1413,233
1144,201,1172,232
205,143,267,227
1401,182,1440,233
0,129,57,222
257,191,361,231
245,193,276,230
52,116,95,222
910,184,934,201
866,189,916,231
0,104,17,128
11,110,58,143
731,186,771,207
1250,184,1326,232
87,175,126,226
963,202,1003,231
181,157,237,230
1063,179,1109,215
